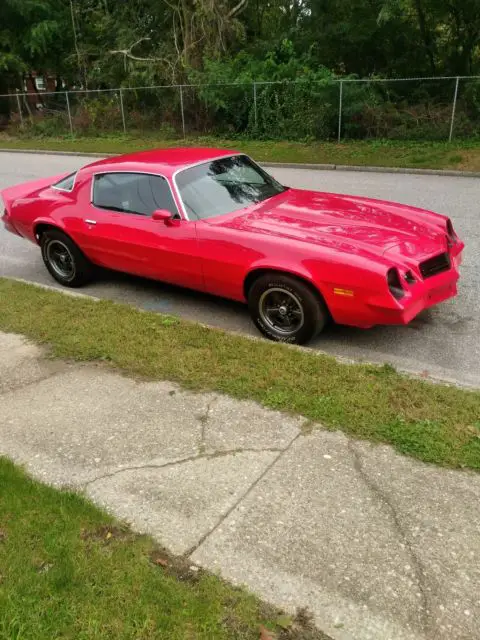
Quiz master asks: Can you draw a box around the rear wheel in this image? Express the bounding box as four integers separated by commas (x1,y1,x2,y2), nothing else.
247,273,327,344
40,229,93,287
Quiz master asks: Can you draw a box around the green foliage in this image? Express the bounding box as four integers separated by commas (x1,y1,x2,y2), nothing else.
1,0,480,140
1,0,479,89
71,95,123,134
24,112,69,137
187,45,341,139
1,0,72,79
0,457,320,639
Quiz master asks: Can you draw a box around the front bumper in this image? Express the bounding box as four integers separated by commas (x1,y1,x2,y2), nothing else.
330,246,463,329
369,266,460,326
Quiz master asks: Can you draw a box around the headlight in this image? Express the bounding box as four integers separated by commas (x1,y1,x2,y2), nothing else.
404,270,416,285
446,218,456,246
387,268,405,300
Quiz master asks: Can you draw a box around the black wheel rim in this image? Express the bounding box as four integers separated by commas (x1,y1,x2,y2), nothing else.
259,287,305,336
46,240,75,280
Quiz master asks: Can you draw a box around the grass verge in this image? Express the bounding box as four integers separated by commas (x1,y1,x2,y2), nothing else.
1,278,479,469
0,457,326,639
1,133,480,171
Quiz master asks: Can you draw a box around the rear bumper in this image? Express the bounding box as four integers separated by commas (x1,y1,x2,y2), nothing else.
2,211,22,237
330,248,463,329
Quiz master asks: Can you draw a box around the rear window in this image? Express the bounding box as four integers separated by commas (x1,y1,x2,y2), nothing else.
52,172,76,191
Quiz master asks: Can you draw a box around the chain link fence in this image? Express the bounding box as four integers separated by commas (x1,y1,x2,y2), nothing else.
2,76,480,142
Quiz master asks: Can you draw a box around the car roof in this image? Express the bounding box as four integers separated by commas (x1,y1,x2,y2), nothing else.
82,147,240,178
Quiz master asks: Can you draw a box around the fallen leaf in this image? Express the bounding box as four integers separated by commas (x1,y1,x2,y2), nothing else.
37,562,54,574
259,625,275,639
153,557,168,567
106,531,112,540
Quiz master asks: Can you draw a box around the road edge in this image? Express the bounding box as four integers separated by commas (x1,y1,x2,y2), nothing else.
1,147,479,178
4,276,477,390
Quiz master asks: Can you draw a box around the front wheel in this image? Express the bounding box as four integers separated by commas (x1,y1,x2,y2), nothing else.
40,229,93,287
247,273,328,344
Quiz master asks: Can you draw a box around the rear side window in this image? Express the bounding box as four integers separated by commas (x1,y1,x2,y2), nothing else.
92,172,179,217
52,172,76,191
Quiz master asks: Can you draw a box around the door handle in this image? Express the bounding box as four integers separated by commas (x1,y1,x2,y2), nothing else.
84,219,97,225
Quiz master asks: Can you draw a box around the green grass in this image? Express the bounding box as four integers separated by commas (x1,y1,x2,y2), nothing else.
1,133,480,171
1,278,479,470
0,457,326,640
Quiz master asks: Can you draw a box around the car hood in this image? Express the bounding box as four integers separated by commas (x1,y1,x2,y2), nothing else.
217,188,448,262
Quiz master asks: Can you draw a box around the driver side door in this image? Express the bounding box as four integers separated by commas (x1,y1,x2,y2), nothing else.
76,171,203,290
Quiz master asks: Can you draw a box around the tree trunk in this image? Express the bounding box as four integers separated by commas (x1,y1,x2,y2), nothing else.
0,75,11,125
413,0,436,74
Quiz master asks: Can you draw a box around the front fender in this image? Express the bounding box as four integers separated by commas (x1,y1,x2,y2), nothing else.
245,258,321,290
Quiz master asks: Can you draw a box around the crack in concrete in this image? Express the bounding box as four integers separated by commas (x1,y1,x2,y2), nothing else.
184,430,302,558
82,445,285,490
0,367,67,398
197,396,218,454
348,440,432,638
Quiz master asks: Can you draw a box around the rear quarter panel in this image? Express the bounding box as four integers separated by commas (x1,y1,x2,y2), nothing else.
6,172,93,247
8,191,70,243
2,173,78,242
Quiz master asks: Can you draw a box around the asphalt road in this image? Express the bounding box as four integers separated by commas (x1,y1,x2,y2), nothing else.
1,151,479,387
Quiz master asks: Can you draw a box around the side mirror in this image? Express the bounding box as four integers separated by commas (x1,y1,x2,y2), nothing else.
152,209,180,226
152,209,173,223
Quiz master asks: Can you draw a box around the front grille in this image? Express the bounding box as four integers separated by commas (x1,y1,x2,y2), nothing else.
419,252,451,279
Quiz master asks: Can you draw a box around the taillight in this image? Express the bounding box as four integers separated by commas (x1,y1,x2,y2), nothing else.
387,268,405,300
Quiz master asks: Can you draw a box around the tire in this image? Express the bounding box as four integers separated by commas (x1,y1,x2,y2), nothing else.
247,273,328,345
40,229,93,287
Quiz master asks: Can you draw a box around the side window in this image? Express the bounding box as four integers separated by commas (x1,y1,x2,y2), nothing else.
53,172,76,191
149,174,180,216
92,173,179,217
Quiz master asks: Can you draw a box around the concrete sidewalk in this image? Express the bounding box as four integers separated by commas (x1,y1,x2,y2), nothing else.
1,331,479,640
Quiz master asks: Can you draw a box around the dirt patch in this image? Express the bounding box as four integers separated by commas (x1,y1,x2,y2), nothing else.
80,524,137,544
148,547,333,638
457,149,480,172
277,608,333,639
149,547,204,583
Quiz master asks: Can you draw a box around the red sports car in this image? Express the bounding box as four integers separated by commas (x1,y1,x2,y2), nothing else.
1,148,463,344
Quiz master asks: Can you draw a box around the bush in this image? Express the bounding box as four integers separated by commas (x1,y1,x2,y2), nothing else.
70,94,123,134
187,44,341,139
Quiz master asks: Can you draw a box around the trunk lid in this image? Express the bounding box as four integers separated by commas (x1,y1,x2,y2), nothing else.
1,174,66,213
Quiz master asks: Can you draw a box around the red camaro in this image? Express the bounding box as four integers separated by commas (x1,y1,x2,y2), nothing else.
2,148,463,344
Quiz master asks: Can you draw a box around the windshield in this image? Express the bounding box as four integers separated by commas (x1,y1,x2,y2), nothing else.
175,154,287,220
